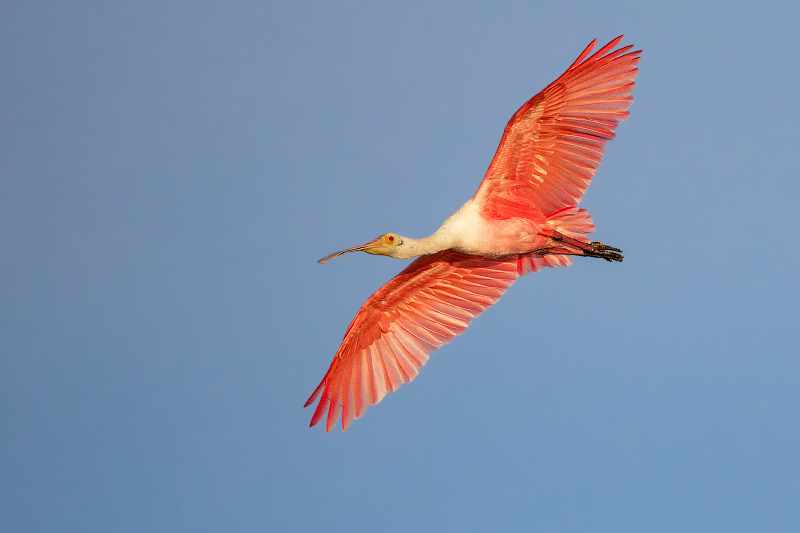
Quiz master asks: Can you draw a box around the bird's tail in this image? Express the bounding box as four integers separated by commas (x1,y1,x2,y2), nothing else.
516,207,595,275
546,206,595,240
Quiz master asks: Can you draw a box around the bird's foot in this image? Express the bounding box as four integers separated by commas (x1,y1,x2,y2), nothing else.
585,241,623,262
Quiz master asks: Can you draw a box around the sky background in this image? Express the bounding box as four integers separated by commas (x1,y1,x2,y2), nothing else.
2,1,799,532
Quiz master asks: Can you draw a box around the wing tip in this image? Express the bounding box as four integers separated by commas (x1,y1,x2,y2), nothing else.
304,379,326,408
569,38,598,69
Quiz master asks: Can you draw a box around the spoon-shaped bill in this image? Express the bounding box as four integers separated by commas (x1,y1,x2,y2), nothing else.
318,236,385,264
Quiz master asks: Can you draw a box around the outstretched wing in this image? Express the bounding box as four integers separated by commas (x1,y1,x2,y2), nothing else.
475,35,641,219
305,251,520,432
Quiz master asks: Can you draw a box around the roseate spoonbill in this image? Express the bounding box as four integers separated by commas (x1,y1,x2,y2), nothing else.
306,36,640,431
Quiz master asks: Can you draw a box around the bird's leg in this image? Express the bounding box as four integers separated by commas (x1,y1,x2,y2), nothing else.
535,245,624,262
537,230,624,262
533,247,579,256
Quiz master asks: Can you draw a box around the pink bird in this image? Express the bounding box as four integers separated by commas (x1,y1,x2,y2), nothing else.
306,36,641,431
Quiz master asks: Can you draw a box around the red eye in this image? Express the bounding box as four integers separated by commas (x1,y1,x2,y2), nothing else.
388,236,394,242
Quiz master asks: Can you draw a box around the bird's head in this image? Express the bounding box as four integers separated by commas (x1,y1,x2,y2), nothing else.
318,233,408,264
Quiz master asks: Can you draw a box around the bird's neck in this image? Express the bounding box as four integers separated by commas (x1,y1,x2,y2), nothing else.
394,200,477,259
398,229,457,259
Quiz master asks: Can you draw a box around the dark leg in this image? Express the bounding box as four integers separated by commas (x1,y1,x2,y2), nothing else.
536,230,624,263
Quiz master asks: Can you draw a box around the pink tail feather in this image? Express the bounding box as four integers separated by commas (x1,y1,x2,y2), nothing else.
546,206,595,240
517,207,595,275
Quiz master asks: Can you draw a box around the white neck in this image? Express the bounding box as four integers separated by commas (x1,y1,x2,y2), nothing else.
394,228,457,259
390,199,480,259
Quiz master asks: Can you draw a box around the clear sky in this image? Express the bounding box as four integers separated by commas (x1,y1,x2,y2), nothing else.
2,1,798,532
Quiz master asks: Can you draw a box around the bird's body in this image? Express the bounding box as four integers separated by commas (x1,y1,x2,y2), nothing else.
374,198,580,259
375,199,536,259
307,36,641,431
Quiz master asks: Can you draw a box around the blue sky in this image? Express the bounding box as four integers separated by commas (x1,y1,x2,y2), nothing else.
2,1,798,532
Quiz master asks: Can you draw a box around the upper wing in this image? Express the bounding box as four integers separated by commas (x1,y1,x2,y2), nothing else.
475,36,641,219
305,251,520,432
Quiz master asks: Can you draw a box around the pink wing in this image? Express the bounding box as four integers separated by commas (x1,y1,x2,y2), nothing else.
475,35,641,219
305,251,522,432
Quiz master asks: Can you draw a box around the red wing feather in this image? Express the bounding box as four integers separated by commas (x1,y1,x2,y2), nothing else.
305,251,519,431
475,35,641,219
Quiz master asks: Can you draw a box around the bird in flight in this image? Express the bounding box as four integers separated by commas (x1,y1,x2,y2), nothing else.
306,36,641,431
